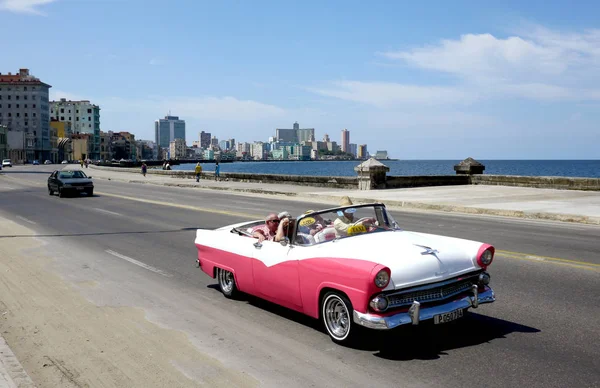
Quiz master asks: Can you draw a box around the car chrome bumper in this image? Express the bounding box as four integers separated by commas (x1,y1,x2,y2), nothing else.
353,286,495,330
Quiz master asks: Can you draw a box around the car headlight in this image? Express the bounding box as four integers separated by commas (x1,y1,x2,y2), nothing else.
374,269,390,288
480,249,493,266
369,295,389,312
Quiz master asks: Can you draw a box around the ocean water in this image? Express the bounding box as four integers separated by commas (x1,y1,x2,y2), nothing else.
173,160,600,178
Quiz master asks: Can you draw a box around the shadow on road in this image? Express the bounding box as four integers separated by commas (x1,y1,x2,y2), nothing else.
206,285,540,360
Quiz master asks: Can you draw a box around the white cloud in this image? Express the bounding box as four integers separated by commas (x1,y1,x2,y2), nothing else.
0,0,57,15
309,81,475,108
311,26,600,108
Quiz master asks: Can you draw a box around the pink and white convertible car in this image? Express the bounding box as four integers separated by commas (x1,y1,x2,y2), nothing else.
194,202,496,344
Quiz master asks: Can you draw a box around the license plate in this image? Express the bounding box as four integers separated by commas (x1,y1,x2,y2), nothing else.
76,187,84,190
433,309,463,324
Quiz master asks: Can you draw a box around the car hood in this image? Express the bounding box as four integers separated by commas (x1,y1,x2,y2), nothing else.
307,230,486,291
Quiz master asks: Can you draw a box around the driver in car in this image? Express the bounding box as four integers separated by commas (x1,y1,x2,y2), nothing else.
334,197,376,237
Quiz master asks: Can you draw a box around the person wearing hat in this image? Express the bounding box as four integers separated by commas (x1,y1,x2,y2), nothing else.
333,196,375,237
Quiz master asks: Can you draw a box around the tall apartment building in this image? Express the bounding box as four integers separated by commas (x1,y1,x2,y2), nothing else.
276,122,315,143
0,68,52,161
50,98,101,160
199,131,211,148
341,128,350,153
154,115,185,156
358,144,368,159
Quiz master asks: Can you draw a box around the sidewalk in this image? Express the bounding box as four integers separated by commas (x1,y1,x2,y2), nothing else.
85,165,600,225
0,337,35,388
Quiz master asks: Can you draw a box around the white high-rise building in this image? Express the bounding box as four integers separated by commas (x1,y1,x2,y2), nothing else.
50,98,101,160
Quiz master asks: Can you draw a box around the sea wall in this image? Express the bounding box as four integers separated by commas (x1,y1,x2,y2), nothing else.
91,165,600,191
385,175,469,188
470,175,600,191
91,165,358,189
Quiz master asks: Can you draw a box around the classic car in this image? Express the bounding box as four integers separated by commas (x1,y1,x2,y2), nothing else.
194,202,495,344
47,169,94,197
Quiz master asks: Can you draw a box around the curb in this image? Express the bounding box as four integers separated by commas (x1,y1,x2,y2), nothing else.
88,172,600,226
0,336,36,388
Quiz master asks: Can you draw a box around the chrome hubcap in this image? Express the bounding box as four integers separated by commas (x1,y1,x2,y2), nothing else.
218,269,234,293
324,297,349,338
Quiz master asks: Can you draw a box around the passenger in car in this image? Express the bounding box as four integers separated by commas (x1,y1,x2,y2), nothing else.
251,213,280,242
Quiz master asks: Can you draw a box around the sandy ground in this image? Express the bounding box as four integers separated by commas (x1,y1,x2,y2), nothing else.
0,217,257,388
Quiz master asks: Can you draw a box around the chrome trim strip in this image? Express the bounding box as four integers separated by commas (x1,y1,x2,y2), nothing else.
387,272,480,296
386,280,475,309
353,287,495,330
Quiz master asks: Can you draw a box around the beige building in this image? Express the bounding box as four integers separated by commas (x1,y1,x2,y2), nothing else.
169,138,186,159
71,133,91,161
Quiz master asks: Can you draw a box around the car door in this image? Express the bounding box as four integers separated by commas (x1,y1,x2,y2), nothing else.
251,240,302,309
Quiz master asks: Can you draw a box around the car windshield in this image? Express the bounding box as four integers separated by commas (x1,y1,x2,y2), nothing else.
58,171,86,179
293,204,401,246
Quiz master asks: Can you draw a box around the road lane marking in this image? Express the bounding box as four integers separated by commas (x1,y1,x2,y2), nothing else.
96,191,262,219
93,207,123,217
497,250,600,272
3,174,597,273
105,250,173,277
16,215,37,225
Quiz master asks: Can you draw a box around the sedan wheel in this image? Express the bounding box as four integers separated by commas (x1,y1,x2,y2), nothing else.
217,268,238,298
322,292,356,344
48,186,53,195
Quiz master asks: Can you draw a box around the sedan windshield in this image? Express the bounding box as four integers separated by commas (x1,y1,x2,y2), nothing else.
58,171,86,179
294,204,401,246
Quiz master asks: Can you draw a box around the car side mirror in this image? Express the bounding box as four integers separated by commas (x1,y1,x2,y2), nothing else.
280,237,290,246
88,176,92,178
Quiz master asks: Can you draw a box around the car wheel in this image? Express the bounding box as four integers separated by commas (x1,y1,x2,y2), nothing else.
58,188,65,198
87,189,93,196
217,268,239,298
48,186,53,195
321,291,357,344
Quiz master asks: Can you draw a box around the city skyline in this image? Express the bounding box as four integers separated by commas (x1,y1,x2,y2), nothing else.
1,1,599,159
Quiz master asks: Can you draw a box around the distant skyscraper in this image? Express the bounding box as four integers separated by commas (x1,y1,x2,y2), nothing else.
199,131,211,148
155,115,185,150
341,128,350,153
276,122,315,143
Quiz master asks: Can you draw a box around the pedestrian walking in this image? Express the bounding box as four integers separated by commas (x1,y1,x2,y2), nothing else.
195,162,202,182
141,162,147,177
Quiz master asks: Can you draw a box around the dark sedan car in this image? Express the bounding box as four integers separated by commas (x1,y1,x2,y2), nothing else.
48,169,94,197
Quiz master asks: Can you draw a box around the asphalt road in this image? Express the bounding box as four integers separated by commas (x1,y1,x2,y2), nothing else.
1,165,599,388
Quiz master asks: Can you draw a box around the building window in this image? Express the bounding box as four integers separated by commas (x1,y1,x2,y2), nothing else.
33,113,36,117
16,104,19,108
24,104,27,108
61,116,64,120
87,109,92,113
24,96,27,100
25,113,28,117
24,87,27,91
33,104,36,108
16,96,19,100
7,104,10,108
7,95,10,100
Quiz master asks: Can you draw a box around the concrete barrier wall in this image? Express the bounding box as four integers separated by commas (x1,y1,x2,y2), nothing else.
91,165,600,191
91,165,358,189
470,175,600,191
385,175,469,189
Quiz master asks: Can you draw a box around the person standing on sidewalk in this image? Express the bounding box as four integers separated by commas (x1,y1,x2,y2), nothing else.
215,161,220,181
141,162,147,177
195,162,202,182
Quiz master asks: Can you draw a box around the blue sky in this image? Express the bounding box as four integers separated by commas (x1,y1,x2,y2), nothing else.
1,0,599,159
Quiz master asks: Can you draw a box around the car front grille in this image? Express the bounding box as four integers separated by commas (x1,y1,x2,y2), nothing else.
68,183,90,187
386,278,475,309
